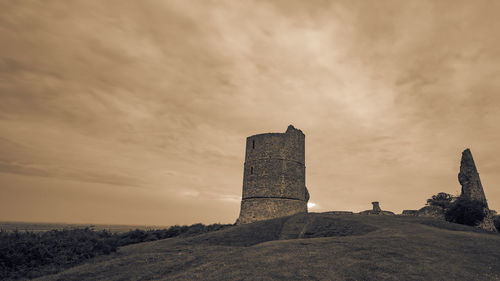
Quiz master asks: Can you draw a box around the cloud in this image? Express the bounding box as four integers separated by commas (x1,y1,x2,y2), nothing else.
217,194,241,203
1,1,500,224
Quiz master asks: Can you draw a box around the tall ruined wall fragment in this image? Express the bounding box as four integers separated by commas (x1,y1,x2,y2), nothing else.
236,125,309,224
458,148,496,232
458,148,488,206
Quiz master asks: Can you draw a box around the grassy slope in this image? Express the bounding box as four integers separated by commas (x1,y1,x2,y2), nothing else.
36,213,500,281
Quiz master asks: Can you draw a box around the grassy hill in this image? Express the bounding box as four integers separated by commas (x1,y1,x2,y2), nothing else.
35,213,500,281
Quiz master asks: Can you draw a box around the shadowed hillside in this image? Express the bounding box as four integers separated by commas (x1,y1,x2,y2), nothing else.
36,213,500,281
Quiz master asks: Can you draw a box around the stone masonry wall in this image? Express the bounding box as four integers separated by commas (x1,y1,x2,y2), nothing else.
458,148,488,206
242,126,306,201
237,125,308,224
236,198,307,224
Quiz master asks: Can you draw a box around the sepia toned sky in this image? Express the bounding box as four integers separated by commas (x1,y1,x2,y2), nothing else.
1,1,500,226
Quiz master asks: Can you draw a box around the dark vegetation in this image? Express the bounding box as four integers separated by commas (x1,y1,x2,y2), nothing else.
115,223,230,246
0,223,230,280
494,216,500,232
445,198,487,226
425,192,490,228
426,192,454,209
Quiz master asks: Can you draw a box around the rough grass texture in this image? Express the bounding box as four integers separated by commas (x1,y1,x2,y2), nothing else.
33,213,500,281
0,223,230,280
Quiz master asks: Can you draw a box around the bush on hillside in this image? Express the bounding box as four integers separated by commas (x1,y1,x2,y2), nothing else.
116,223,230,246
426,192,454,209
494,216,500,232
0,223,231,280
0,228,117,280
445,198,486,226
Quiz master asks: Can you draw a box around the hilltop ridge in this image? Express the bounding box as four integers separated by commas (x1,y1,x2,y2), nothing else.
37,213,500,281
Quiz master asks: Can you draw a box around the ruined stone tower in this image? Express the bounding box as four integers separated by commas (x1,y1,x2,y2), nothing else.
372,202,381,212
236,125,309,224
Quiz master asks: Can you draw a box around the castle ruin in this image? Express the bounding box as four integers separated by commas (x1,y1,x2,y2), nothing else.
236,125,309,224
459,148,488,206
359,201,394,215
458,148,497,232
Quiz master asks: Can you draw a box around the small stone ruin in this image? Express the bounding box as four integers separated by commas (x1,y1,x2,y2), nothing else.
359,201,394,215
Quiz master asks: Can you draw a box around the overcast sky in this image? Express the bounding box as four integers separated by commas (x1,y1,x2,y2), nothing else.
1,0,500,226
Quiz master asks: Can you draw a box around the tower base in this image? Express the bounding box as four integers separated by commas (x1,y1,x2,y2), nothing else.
236,198,307,225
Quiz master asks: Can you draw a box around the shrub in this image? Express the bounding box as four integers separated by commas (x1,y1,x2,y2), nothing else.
494,216,500,232
0,228,118,280
426,192,454,209
445,198,487,226
115,223,232,247
0,223,232,280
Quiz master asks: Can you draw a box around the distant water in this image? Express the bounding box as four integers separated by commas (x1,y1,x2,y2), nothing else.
0,221,168,233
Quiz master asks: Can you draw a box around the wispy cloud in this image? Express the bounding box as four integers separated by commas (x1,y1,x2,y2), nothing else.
1,0,500,224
